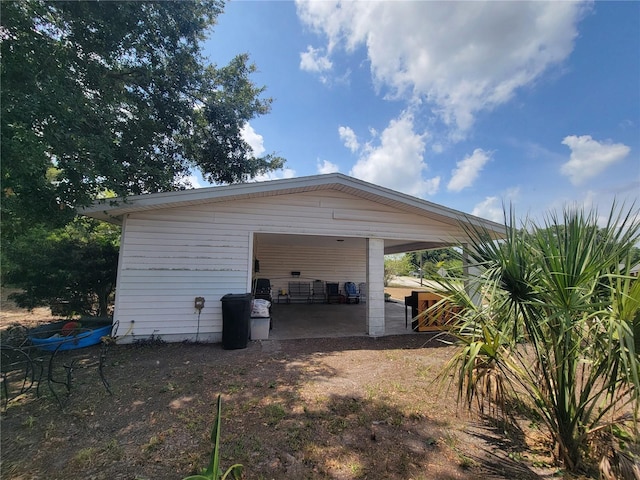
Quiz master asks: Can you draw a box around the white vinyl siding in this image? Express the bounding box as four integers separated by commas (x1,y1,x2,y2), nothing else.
113,190,464,342
114,212,249,342
255,243,366,300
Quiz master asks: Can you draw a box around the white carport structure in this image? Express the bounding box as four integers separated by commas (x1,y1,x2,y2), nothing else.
82,173,505,343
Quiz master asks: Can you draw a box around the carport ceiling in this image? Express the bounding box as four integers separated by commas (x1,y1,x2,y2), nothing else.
255,233,451,254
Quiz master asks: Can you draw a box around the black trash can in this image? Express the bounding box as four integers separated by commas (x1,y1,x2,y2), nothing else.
221,293,252,350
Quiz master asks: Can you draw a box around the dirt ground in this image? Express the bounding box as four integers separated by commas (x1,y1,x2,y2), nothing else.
1,288,562,480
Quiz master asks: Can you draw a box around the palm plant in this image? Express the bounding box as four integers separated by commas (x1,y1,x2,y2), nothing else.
433,205,640,474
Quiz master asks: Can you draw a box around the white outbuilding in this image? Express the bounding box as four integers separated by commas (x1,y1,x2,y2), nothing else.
82,173,505,343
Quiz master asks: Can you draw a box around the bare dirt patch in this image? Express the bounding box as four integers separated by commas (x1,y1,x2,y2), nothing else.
1,288,58,330
1,291,560,480
385,286,422,302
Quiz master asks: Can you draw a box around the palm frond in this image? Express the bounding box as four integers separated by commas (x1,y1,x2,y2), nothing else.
432,202,640,473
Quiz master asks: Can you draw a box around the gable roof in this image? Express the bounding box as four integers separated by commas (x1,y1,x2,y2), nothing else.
82,173,506,235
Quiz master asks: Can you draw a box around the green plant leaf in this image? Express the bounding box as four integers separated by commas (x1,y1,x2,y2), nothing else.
433,203,640,473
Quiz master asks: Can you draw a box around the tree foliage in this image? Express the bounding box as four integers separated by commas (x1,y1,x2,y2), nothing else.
1,0,284,239
433,205,640,475
3,218,120,317
408,248,463,278
384,254,413,285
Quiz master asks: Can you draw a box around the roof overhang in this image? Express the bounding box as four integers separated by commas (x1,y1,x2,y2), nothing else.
81,173,506,239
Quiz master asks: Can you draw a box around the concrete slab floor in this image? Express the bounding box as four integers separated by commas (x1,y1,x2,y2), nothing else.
266,300,415,340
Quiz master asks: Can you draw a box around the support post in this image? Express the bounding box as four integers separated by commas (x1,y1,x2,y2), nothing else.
462,244,482,306
366,238,385,336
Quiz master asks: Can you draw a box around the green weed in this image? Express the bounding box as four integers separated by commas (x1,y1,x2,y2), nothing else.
263,403,286,426
143,435,164,453
104,439,124,460
161,381,177,393
226,382,243,394
328,417,348,434
22,415,36,428
74,447,98,465
182,395,243,480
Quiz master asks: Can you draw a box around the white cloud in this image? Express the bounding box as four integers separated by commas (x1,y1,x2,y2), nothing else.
181,174,208,189
421,177,441,197
317,159,340,174
300,45,333,73
338,125,359,153
348,111,439,197
447,149,492,192
472,196,503,223
560,135,630,185
296,1,588,137
241,123,266,157
505,187,521,203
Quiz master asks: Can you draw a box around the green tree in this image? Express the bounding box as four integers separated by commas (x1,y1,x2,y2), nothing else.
3,218,120,317
1,0,284,240
384,254,413,285
408,248,462,278
433,206,640,474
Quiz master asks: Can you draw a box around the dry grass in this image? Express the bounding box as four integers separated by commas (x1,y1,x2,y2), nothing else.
0,288,564,480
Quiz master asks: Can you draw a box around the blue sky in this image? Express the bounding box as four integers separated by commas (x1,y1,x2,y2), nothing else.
192,0,639,223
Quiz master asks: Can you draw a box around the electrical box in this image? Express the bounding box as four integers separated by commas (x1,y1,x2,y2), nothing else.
194,297,205,310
